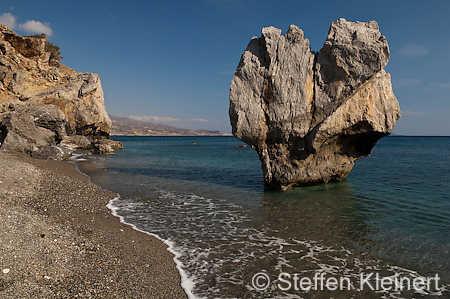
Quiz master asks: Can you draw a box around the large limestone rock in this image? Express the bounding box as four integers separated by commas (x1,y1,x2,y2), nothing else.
0,24,111,138
0,103,78,160
0,24,118,159
16,104,70,142
0,107,57,153
229,19,401,190
28,73,111,137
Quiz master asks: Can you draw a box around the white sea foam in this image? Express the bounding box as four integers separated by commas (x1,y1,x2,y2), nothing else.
72,155,449,298
69,155,197,299
68,152,88,162
107,196,198,299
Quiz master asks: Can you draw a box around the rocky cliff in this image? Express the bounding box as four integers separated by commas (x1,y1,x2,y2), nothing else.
229,19,401,190
0,25,120,158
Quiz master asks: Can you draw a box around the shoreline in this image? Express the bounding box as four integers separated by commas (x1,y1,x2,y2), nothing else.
71,156,196,298
106,197,196,299
0,150,186,298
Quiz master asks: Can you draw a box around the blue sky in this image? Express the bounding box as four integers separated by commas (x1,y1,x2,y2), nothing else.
1,0,449,135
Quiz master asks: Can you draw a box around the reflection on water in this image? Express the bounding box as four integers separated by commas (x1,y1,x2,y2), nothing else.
259,181,372,244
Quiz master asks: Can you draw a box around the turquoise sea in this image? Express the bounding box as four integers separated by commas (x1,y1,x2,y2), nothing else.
77,136,450,298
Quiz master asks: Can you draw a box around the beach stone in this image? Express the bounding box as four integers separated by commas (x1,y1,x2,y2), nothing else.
16,104,71,141
94,139,124,150
229,19,401,190
60,135,91,150
90,139,123,154
31,145,73,161
0,104,74,159
90,143,114,155
0,109,56,153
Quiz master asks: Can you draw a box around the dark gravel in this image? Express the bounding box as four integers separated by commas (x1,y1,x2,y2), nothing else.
0,150,186,298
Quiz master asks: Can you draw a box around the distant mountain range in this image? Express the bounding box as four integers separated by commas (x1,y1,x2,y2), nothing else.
110,115,232,136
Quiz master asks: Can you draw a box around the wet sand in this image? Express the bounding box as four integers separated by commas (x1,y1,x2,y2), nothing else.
0,150,186,298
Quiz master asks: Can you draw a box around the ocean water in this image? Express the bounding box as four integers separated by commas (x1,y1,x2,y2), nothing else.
76,136,450,298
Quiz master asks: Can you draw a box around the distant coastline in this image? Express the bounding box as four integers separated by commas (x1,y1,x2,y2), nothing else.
110,115,232,137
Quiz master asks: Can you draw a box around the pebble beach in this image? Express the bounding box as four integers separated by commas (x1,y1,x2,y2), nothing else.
0,150,186,298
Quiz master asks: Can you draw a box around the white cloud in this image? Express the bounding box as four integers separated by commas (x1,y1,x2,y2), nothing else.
398,44,429,58
0,12,17,29
431,82,450,89
0,12,53,36
187,118,208,122
130,116,210,124
20,20,53,36
129,115,181,123
126,115,229,131
129,115,212,125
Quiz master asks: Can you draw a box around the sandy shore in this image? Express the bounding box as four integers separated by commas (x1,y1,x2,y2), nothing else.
0,150,186,298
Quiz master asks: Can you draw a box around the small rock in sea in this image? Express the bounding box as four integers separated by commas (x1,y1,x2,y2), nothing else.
3,269,10,274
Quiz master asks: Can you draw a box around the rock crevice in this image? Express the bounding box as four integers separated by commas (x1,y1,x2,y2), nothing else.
230,19,401,190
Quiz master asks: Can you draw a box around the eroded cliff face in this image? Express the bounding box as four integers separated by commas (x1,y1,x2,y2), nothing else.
229,19,401,190
0,25,119,159
0,24,111,138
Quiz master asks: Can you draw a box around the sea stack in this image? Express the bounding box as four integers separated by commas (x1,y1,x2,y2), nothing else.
0,24,122,158
229,19,401,190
